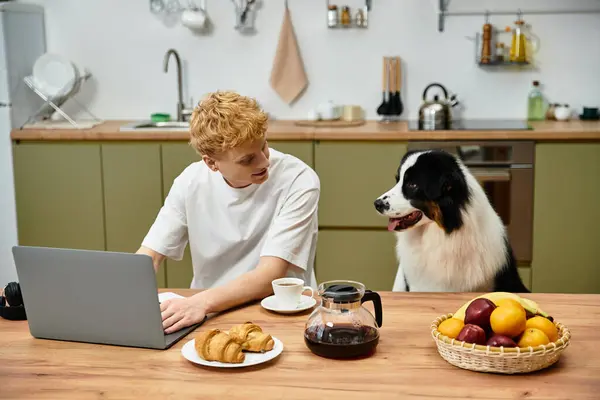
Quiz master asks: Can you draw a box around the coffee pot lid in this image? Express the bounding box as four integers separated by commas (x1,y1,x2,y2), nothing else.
322,284,363,303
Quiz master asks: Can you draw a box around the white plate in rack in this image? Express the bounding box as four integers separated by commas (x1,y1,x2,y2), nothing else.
33,53,78,97
181,336,284,368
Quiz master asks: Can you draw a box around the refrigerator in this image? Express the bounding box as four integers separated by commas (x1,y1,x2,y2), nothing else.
0,3,46,286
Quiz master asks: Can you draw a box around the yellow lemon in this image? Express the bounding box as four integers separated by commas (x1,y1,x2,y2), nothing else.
438,318,465,339
526,316,559,342
518,328,550,348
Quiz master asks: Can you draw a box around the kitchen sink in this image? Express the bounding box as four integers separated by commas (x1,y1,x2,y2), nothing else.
120,121,190,132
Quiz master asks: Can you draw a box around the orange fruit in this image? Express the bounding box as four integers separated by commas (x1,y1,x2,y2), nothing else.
438,318,465,339
490,304,527,337
526,316,559,342
518,328,550,347
493,298,524,312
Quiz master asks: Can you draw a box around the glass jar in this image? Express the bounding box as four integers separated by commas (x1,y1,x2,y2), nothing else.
340,6,351,26
327,5,338,28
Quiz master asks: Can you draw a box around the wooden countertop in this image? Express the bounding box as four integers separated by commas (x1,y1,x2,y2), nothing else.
10,119,600,142
1,290,599,399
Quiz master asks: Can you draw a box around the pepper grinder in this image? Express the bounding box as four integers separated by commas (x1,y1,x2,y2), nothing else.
480,23,492,64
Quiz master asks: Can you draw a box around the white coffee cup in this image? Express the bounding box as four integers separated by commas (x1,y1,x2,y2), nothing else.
272,278,314,309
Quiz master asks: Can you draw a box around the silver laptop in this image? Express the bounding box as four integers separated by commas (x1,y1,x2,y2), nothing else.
12,245,204,350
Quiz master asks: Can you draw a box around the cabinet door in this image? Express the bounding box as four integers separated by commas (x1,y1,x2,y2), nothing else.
269,141,313,168
518,267,531,292
531,143,600,294
102,143,166,287
315,230,399,291
12,142,105,250
315,141,408,227
161,143,200,288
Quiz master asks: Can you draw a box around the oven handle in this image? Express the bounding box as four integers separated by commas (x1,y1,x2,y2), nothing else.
469,167,511,183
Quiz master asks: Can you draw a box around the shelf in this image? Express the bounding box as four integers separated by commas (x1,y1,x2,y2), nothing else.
326,0,370,29
438,0,600,32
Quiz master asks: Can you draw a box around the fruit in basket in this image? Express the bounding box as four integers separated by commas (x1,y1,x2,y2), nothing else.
456,324,487,345
525,316,559,342
437,317,465,339
453,292,550,321
464,298,496,331
486,334,518,348
517,328,550,347
490,302,527,338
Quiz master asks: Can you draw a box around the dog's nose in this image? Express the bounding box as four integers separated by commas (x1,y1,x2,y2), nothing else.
374,198,389,213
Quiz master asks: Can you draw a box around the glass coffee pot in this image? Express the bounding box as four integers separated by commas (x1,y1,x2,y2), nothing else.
304,280,383,359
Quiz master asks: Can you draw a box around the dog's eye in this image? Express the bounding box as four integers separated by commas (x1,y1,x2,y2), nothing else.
406,182,418,190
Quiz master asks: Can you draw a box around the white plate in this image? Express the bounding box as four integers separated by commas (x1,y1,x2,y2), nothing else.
33,53,78,97
261,295,316,314
181,336,283,368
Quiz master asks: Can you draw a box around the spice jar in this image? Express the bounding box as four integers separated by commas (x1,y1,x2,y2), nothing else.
340,6,351,26
327,5,338,28
495,43,505,63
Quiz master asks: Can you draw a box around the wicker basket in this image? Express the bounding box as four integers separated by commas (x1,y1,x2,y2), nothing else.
430,313,571,374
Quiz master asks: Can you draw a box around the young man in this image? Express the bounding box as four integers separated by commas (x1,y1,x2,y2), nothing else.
137,91,320,334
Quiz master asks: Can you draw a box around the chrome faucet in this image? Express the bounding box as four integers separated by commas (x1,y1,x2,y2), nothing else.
163,49,193,122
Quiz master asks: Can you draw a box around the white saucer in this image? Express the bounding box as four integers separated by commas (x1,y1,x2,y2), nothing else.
181,337,283,368
260,295,317,314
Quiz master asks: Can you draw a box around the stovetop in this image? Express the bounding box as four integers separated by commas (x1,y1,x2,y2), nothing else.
407,119,532,131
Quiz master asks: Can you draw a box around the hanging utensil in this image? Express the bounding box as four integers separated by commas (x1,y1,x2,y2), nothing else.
241,0,256,24
376,57,390,116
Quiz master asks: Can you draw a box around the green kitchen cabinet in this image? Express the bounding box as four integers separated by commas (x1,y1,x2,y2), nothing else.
518,267,532,292
314,141,408,228
102,143,166,287
12,142,105,251
161,143,199,288
315,230,399,291
531,143,600,294
269,140,314,167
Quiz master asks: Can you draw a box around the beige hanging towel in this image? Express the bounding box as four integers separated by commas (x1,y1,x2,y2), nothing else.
269,3,308,105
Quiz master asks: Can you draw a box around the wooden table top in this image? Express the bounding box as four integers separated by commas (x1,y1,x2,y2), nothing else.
10,119,600,142
1,290,599,399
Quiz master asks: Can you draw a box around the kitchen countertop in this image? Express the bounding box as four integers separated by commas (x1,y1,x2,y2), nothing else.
10,119,600,142
1,290,599,399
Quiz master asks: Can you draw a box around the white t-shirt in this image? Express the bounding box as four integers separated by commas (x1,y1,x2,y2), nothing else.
141,148,320,290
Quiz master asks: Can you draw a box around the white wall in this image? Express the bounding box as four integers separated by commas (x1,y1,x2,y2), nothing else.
31,0,600,120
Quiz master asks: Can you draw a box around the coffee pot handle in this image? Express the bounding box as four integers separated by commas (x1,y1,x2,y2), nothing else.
361,290,383,328
422,83,449,102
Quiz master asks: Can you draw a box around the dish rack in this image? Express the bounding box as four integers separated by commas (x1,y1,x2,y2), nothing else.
20,70,101,129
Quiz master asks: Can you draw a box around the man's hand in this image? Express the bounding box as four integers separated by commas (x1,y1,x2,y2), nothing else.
160,296,208,334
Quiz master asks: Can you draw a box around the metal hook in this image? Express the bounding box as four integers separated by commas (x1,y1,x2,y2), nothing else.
285,0,288,8
517,8,523,21
484,9,490,24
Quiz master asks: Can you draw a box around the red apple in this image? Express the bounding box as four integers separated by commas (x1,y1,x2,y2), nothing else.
464,298,497,331
456,324,487,346
486,334,518,348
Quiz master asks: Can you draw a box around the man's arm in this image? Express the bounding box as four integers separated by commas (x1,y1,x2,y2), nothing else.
160,256,290,333
136,246,166,274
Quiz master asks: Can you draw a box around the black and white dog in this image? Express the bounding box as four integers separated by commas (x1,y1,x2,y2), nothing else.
374,149,529,293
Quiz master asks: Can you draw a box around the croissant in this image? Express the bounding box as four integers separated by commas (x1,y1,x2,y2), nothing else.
194,329,245,364
229,322,275,353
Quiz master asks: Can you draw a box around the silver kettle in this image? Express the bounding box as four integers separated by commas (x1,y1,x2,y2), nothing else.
418,83,459,130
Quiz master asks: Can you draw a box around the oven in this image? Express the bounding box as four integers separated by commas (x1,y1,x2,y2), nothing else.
407,141,535,264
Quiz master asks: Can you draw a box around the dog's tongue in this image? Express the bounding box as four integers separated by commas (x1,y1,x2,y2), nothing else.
388,218,402,231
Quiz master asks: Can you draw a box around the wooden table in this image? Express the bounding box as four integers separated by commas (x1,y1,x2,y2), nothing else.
1,291,599,399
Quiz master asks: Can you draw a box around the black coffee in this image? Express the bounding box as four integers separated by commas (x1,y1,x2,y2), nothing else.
277,283,297,287
304,324,379,359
